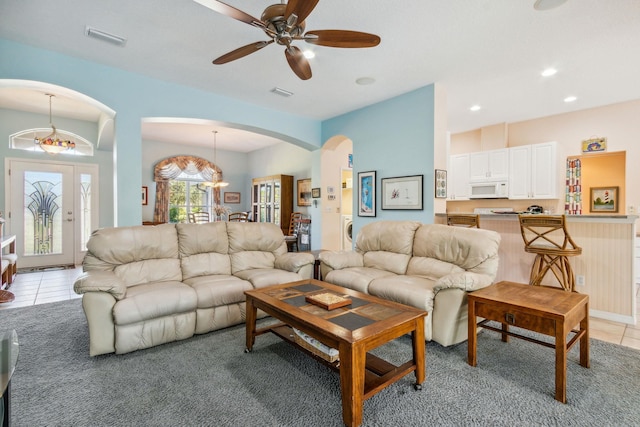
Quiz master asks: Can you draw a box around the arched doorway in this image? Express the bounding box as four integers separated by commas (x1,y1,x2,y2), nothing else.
0,79,115,268
320,135,352,250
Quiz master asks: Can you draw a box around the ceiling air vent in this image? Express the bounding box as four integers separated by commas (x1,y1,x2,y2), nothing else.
85,26,127,47
270,87,294,97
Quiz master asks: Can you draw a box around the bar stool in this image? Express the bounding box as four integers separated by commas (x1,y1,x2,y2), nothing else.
447,214,480,228
518,214,582,292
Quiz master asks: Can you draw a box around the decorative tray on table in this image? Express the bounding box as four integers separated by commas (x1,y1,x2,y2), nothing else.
305,292,352,310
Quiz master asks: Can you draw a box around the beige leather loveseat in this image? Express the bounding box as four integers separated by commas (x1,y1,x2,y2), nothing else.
319,221,501,347
74,222,315,356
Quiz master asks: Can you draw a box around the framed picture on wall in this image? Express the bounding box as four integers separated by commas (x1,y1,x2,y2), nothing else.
435,169,447,199
224,192,241,204
381,174,423,210
357,171,376,217
590,186,618,213
142,186,148,205
297,178,312,206
311,188,321,198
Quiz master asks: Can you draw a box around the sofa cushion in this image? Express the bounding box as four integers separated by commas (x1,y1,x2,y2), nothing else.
412,224,501,273
363,251,411,275
406,257,465,281
368,275,437,312
234,268,302,289
177,222,232,279
356,220,421,255
84,223,178,266
183,275,252,307
113,281,197,326
181,252,232,279
324,267,396,294
176,222,229,256
227,222,288,273
114,259,183,287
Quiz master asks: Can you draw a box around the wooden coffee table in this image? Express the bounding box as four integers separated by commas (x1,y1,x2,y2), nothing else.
467,281,589,403
245,279,427,427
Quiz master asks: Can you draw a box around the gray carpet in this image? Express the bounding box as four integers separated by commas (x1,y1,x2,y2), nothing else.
1,299,639,426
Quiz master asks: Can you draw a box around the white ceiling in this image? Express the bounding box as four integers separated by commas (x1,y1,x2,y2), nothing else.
1,0,639,152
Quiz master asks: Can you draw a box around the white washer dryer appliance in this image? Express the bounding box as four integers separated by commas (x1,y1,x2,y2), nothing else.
341,215,353,250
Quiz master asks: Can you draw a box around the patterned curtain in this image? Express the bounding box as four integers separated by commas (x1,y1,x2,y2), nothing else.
565,158,581,215
152,155,223,223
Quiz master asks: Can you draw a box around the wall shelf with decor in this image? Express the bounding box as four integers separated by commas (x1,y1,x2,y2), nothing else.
251,174,293,235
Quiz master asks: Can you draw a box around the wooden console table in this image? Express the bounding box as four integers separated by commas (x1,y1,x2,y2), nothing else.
1,235,17,290
467,281,589,403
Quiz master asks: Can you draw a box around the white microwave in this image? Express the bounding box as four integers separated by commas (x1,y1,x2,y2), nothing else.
469,181,509,199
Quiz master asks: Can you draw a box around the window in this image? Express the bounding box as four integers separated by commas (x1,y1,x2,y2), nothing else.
168,177,212,223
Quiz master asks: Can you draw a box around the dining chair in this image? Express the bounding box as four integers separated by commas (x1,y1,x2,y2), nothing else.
188,212,210,224
228,212,249,222
284,212,303,251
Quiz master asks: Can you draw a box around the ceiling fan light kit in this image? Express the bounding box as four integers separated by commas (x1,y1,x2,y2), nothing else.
195,0,381,80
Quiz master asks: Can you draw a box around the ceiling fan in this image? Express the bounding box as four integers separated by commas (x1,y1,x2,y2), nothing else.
194,0,381,80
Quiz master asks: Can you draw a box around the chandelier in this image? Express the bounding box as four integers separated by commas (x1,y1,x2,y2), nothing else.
34,94,76,154
203,130,228,188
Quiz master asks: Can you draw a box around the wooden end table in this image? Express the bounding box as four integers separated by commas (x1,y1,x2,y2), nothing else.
467,281,589,403
245,279,427,427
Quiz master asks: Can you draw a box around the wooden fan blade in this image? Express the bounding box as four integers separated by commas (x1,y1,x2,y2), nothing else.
284,0,319,24
285,46,312,80
194,0,265,29
305,30,381,48
213,40,273,65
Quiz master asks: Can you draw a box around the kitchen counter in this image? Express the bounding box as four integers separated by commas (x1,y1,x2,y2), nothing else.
436,212,638,222
435,213,638,324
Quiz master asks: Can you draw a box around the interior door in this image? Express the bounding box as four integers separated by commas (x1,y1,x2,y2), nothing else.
8,160,82,269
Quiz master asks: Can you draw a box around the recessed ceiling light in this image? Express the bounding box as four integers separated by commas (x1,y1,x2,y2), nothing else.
470,105,482,112
356,77,376,85
564,96,577,103
303,50,315,59
541,68,557,77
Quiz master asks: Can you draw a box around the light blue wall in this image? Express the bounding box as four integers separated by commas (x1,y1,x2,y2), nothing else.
1,39,321,226
322,85,436,237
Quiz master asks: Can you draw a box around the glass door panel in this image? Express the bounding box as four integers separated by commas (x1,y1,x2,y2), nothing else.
9,160,99,269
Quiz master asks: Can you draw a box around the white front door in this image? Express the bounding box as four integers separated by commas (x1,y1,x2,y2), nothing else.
7,159,99,269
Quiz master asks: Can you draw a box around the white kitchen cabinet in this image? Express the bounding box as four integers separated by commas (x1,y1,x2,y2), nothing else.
508,141,557,199
468,148,509,182
448,153,470,200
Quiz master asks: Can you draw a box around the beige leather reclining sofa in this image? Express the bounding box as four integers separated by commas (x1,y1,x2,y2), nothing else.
319,221,501,347
74,222,315,356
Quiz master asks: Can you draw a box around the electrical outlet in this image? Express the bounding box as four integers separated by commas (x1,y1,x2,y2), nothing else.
576,275,585,287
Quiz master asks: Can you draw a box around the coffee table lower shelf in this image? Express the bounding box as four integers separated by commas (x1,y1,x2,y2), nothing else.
265,324,419,399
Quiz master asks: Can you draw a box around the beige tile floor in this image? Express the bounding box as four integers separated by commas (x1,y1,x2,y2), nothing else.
2,267,640,351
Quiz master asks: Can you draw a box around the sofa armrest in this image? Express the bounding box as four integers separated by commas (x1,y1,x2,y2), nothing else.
73,270,127,300
318,251,364,271
434,272,494,293
274,252,315,273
